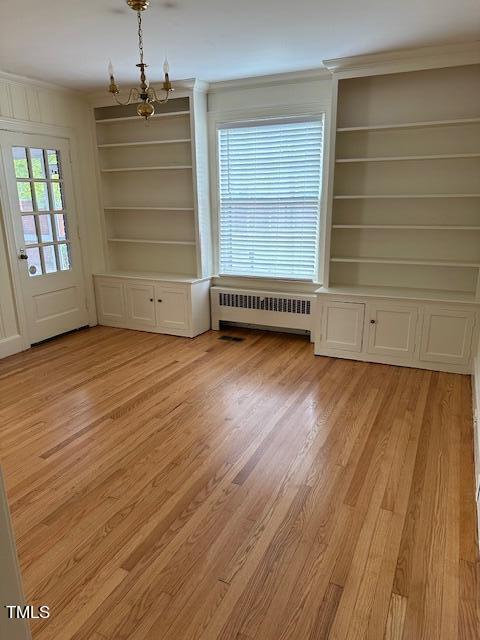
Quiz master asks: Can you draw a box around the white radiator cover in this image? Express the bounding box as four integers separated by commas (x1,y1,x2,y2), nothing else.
210,286,316,335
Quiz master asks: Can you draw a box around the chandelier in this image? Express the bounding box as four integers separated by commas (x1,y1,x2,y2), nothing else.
107,0,173,120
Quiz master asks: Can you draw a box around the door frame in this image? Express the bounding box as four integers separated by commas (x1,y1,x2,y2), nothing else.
0,117,95,349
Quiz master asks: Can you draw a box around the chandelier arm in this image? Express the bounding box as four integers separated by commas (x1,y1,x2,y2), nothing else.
148,86,170,105
112,87,139,107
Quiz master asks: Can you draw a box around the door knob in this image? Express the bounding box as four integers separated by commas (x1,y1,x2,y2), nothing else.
18,252,28,260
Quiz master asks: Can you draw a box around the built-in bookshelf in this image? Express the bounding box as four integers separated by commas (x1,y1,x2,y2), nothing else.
327,64,480,302
94,88,212,278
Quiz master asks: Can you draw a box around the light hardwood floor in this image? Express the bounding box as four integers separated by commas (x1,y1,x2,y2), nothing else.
0,326,478,640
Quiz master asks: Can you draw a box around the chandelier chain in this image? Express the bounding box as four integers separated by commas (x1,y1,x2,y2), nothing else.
137,11,144,65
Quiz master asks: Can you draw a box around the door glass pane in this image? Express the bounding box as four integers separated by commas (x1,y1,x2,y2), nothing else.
13,147,29,178
54,213,67,241
22,215,38,244
26,247,42,276
17,182,33,212
12,145,72,276
34,182,49,211
58,243,71,271
39,215,53,242
47,150,61,179
51,182,64,210
42,245,57,273
30,148,46,179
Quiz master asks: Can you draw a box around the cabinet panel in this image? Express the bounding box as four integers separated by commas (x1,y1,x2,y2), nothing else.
96,280,125,324
155,286,189,332
321,302,365,352
420,307,475,364
125,283,156,327
367,304,417,357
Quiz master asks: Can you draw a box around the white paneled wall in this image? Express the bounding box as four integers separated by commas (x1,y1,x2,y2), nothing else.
0,71,104,357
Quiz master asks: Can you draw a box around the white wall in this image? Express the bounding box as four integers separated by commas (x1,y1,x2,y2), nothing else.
0,469,31,640
0,71,104,358
207,71,333,293
474,335,480,539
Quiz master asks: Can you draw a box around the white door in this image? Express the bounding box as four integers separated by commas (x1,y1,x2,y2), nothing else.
95,278,126,325
126,282,156,327
420,306,475,365
366,303,418,358
1,133,88,344
320,301,365,352
155,286,189,333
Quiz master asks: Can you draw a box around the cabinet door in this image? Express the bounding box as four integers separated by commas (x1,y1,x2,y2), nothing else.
95,279,125,324
125,283,156,327
366,304,418,358
321,302,365,352
420,307,475,365
155,286,189,332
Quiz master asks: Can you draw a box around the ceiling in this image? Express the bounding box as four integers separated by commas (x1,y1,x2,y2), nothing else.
0,0,479,91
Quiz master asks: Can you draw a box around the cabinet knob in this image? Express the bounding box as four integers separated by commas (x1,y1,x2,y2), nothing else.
157,299,162,303
370,319,376,324
149,298,153,302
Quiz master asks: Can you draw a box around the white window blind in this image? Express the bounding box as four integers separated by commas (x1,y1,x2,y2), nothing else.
218,117,323,280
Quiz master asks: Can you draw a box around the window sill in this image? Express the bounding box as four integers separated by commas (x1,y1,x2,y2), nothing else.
212,274,322,293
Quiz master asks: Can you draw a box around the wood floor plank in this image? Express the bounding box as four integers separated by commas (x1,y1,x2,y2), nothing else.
384,592,407,640
0,326,477,640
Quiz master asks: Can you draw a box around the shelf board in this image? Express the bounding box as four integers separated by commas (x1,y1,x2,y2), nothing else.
104,206,194,212
98,138,191,149
107,238,196,246
96,110,190,124
95,271,209,284
336,153,480,163
316,285,479,305
336,117,480,133
101,165,193,173
330,256,480,268
334,194,480,199
332,225,480,230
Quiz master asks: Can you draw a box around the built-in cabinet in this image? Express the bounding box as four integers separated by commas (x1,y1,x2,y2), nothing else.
315,293,478,373
325,64,480,303
315,60,480,374
95,274,210,338
92,81,213,338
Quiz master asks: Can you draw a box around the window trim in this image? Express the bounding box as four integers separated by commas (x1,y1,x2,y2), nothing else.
214,113,326,282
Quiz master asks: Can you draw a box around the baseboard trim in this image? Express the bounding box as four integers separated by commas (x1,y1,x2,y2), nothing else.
313,345,472,375
0,335,25,360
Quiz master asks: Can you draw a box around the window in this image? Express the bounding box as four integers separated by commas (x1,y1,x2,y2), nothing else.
217,117,324,280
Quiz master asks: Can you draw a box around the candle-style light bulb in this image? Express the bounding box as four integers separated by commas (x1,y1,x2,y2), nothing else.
163,57,170,80
107,59,119,96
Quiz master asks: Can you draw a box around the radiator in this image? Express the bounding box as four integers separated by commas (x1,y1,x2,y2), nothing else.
210,286,316,335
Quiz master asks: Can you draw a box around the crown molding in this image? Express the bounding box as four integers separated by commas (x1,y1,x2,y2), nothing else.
208,67,331,93
87,77,208,107
0,68,85,98
323,40,480,78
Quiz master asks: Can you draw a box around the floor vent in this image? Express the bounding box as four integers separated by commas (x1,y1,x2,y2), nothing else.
219,292,311,315
219,335,245,342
